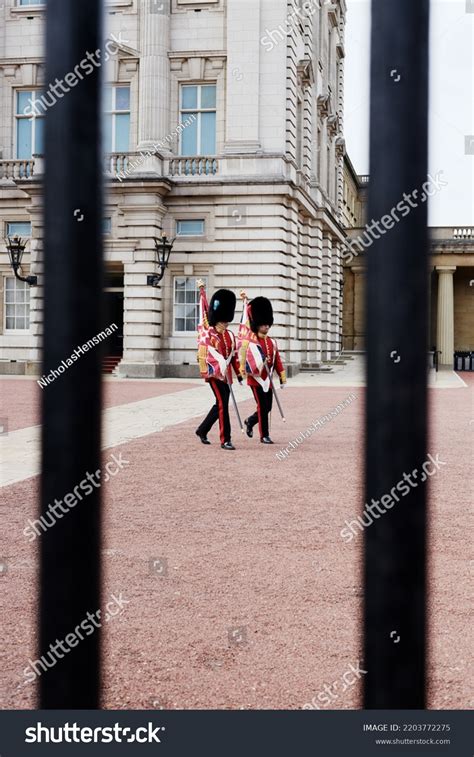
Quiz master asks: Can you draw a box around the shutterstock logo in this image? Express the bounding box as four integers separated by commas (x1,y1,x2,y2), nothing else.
465,136,474,155
150,0,169,12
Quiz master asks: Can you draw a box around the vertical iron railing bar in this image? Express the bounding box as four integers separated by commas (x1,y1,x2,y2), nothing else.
40,0,104,708
364,0,430,708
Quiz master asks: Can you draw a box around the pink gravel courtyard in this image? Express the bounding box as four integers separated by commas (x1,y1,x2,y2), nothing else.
1,374,472,710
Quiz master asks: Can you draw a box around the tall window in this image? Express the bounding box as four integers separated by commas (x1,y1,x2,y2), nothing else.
179,84,216,155
16,91,44,158
327,144,331,194
317,127,322,183
328,28,333,88
103,86,130,152
296,97,303,168
173,276,207,333
4,278,30,331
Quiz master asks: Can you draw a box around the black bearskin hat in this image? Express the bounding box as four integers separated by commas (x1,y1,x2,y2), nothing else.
208,289,236,326
249,296,274,333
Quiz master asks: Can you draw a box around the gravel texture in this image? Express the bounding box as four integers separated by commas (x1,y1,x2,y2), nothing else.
0,375,472,710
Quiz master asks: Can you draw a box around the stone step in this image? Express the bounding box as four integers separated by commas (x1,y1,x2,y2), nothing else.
103,355,122,374
300,365,334,373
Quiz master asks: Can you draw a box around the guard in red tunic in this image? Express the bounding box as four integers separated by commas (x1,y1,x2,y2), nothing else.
195,281,242,450
238,293,286,445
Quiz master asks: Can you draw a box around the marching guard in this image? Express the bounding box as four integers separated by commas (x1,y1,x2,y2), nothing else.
195,280,243,450
238,292,287,445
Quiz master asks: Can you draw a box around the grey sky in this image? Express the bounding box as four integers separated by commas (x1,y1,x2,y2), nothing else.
344,0,473,226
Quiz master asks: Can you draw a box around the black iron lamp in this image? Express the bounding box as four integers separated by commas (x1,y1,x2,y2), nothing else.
5,236,37,286
147,232,175,287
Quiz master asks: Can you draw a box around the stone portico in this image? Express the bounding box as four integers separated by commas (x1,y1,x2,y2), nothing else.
342,227,474,364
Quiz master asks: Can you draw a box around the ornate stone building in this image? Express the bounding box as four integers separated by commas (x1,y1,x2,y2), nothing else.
342,156,474,365
0,0,348,377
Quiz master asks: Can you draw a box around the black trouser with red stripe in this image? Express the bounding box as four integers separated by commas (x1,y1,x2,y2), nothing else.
247,384,273,439
197,378,231,444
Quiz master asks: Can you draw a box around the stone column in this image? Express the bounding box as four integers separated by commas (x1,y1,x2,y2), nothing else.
427,266,433,350
311,224,323,363
224,0,261,153
137,1,171,153
436,266,456,366
21,174,44,370
330,241,342,355
117,186,168,378
351,265,366,351
321,233,332,360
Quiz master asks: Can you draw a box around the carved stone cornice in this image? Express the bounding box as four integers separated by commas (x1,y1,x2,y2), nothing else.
169,51,226,76
335,137,346,158
317,94,330,118
327,4,339,28
327,113,340,136
297,58,315,88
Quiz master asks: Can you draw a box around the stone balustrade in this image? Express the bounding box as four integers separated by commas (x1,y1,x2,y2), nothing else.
0,159,35,180
168,156,219,177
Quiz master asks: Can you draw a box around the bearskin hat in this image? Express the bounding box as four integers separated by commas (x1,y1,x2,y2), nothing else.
208,289,236,326
249,296,274,333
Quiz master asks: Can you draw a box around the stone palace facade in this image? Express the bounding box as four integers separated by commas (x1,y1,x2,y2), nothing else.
0,0,348,377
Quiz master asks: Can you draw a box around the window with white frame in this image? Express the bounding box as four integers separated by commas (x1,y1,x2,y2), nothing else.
16,91,44,158
103,85,130,153
316,127,323,186
176,219,205,236
327,144,331,193
296,97,303,168
4,278,30,331
173,276,207,333
6,221,32,237
179,84,216,155
18,0,45,5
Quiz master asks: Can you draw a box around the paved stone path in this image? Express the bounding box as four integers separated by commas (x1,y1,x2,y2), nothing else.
0,382,250,486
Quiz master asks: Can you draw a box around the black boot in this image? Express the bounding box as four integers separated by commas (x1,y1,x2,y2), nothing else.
221,441,236,450
261,436,274,445
196,429,211,445
244,418,253,438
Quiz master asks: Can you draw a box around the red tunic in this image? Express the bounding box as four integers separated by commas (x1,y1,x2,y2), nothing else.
247,335,286,388
206,328,241,384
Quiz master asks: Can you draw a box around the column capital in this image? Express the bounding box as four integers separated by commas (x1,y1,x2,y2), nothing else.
435,265,457,273
351,265,366,274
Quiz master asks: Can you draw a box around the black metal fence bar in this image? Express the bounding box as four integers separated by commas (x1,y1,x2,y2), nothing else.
364,0,430,708
40,0,103,708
